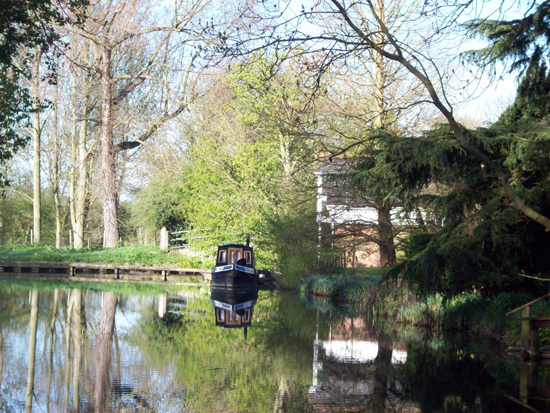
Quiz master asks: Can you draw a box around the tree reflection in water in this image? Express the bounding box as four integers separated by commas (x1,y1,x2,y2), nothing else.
0,283,545,412
93,291,117,412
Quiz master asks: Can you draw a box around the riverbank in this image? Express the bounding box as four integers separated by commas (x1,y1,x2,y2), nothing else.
300,273,550,344
0,245,206,268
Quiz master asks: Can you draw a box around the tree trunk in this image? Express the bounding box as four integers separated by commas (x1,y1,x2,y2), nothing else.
25,290,39,413
74,101,89,249
93,292,117,412
32,55,41,245
53,81,61,248
371,6,397,268
99,45,119,248
378,205,396,267
69,84,77,239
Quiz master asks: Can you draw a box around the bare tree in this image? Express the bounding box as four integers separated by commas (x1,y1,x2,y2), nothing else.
64,0,239,247
238,0,550,231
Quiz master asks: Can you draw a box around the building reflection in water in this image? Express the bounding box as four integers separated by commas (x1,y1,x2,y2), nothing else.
309,312,421,413
210,287,258,340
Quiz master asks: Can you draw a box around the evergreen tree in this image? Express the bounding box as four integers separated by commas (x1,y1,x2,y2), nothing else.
466,1,550,76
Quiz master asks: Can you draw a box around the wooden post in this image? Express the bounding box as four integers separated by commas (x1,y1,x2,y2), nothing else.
521,307,531,350
162,270,167,282
529,362,539,389
520,361,529,402
160,227,169,251
115,268,120,280
531,326,540,360
70,266,75,277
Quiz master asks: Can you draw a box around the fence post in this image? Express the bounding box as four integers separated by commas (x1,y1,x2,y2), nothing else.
521,306,531,350
160,227,169,250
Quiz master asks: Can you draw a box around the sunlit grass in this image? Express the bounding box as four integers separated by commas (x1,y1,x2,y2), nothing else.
0,244,208,268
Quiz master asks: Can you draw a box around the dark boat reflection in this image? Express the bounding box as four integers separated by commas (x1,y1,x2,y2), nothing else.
211,287,258,340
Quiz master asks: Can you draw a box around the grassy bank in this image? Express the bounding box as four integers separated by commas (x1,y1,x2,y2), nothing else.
300,269,382,301
0,245,207,268
300,273,550,343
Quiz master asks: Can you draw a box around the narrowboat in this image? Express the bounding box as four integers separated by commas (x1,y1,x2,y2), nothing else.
211,242,258,288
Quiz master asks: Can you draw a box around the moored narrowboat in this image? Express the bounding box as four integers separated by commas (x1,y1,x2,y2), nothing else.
211,242,258,288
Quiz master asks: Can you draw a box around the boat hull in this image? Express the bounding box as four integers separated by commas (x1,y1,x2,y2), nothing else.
211,268,257,288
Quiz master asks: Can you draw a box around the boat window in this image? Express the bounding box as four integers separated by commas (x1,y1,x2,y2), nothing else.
244,251,251,264
218,250,227,264
228,248,244,264
243,309,250,322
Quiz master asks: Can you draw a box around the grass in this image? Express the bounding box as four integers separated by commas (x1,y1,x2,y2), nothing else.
0,278,207,296
300,269,382,302
0,245,209,268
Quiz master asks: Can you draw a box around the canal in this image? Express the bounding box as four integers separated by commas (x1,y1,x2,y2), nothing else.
0,281,545,412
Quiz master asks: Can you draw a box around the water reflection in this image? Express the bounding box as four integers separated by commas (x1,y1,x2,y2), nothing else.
0,282,546,412
210,287,258,340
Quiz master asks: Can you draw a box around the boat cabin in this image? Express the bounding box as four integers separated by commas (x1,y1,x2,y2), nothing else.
216,243,254,268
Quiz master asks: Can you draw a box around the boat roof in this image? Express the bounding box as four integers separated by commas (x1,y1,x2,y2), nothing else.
220,243,252,248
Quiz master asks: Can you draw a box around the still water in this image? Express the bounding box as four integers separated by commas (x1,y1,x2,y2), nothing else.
0,281,546,412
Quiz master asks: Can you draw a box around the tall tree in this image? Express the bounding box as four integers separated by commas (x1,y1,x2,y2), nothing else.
31,53,42,244
67,0,233,247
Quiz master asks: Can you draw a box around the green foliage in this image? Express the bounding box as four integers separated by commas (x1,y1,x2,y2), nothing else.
369,120,550,296
131,171,187,232
499,60,550,124
0,187,62,245
256,204,323,287
167,56,319,274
